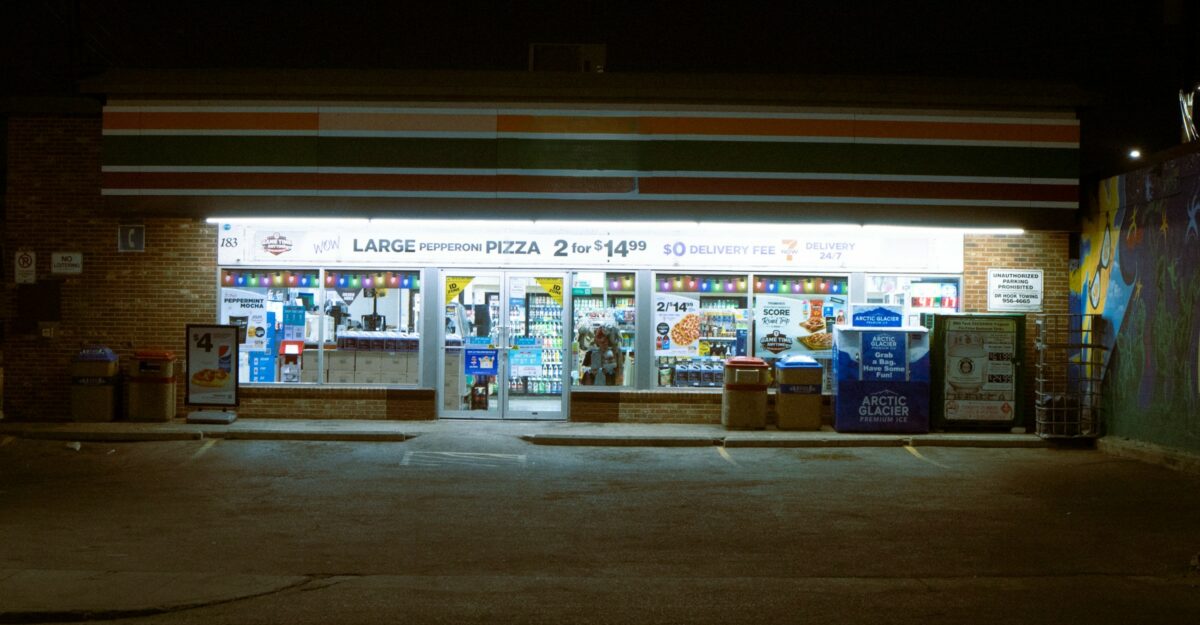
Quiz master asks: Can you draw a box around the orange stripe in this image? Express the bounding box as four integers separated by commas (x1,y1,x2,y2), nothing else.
321,113,496,133
103,112,318,131
498,115,639,134
641,117,857,137
497,114,1076,143
105,109,1078,143
103,172,635,194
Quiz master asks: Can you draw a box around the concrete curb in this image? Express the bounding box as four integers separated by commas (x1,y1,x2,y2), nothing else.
522,435,722,447
1098,436,1200,474
216,430,415,442
523,433,1052,449
2,426,203,442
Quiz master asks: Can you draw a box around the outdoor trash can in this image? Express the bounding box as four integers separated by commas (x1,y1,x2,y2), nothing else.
775,355,823,430
722,356,770,429
71,346,119,422
127,350,177,421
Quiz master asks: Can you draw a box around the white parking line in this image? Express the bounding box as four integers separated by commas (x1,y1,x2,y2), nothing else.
716,446,739,466
189,439,218,461
401,451,527,468
0,436,14,447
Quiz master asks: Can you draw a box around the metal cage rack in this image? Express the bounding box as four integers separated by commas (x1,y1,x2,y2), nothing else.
1034,314,1106,438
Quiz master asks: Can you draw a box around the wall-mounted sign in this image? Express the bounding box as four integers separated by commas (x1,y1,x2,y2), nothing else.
118,225,145,252
216,222,964,273
51,251,82,275
987,268,1043,312
850,304,905,328
14,250,35,284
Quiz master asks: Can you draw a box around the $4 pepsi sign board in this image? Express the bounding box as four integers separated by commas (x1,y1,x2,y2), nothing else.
186,325,239,407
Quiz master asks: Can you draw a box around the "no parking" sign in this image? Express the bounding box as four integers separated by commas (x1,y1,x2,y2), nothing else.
14,250,35,284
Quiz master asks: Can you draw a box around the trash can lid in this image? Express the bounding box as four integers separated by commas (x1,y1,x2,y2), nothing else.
75,345,117,361
777,355,821,369
725,356,768,369
134,350,176,361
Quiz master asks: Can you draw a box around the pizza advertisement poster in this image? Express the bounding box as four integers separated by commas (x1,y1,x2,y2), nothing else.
754,295,837,357
186,324,240,407
654,293,700,357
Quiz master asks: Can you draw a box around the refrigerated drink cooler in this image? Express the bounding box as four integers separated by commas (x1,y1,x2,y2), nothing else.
832,308,931,433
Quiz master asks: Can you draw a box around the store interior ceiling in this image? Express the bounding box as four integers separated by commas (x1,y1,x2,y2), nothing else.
2,1,1197,179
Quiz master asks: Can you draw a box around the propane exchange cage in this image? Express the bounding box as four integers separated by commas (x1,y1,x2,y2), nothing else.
1034,314,1106,439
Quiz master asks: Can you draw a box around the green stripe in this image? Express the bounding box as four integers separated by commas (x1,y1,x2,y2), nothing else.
104,136,319,167
104,136,499,168
321,138,497,168
104,136,1077,178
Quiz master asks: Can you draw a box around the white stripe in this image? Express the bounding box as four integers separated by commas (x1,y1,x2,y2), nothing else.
101,187,1077,207
101,165,1077,185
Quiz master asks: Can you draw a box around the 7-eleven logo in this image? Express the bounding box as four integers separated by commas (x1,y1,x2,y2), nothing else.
782,239,799,261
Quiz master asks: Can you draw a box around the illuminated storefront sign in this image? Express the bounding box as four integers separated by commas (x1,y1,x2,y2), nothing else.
215,220,970,273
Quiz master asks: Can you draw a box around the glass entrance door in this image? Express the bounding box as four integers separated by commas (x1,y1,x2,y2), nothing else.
440,270,569,420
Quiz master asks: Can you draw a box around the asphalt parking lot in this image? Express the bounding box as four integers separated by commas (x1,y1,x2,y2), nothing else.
2,426,1198,624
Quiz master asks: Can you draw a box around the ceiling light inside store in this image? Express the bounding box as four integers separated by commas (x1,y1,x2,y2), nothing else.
208,217,1022,236
205,217,370,228
862,225,1024,236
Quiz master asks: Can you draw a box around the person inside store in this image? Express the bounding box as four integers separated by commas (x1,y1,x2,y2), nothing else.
579,320,623,386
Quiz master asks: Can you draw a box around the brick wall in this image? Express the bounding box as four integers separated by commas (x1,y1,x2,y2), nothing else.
3,114,441,422
4,114,218,420
238,387,436,420
570,390,833,426
963,232,1071,422
571,390,724,424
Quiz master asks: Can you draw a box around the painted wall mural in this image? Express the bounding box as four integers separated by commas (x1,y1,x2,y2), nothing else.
1074,150,1200,454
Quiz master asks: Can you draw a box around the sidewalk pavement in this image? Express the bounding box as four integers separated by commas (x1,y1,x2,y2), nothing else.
0,417,1054,448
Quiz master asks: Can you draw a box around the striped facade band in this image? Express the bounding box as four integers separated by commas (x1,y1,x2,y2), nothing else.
101,103,1079,209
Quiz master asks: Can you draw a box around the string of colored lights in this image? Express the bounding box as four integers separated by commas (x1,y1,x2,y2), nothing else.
221,270,421,290
655,274,845,294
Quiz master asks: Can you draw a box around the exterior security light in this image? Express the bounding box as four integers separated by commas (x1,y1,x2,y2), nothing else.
1128,149,1142,159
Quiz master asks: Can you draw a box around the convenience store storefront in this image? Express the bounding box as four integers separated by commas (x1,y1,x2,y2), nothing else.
217,219,977,420
94,97,1078,422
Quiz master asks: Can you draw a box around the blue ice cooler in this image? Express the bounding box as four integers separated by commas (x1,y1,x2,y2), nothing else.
832,326,931,433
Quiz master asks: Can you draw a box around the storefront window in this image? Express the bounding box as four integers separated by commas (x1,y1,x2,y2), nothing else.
653,273,750,388
218,268,421,385
571,272,636,388
864,274,961,326
750,274,847,390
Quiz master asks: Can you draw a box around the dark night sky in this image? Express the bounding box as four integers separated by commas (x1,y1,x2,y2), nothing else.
3,1,1198,176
